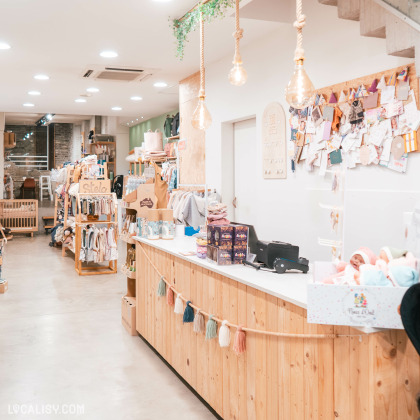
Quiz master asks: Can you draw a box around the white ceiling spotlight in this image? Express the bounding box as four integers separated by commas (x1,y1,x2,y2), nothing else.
153,82,167,88
34,74,49,80
100,51,118,58
23,103,34,107
75,98,87,103
28,90,41,96
86,87,100,93
112,106,122,111
0,42,11,50
130,96,143,101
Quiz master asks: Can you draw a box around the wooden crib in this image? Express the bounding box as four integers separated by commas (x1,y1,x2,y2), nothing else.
0,199,38,236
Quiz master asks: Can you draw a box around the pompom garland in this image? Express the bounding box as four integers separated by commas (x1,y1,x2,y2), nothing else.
233,325,246,354
157,276,166,297
193,309,205,333
167,286,174,306
174,294,184,314
206,315,218,340
183,300,194,323
218,320,231,347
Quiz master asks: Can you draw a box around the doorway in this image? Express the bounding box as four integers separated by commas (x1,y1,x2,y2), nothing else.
232,117,257,224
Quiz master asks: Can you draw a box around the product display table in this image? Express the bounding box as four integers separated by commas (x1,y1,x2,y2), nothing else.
134,236,419,420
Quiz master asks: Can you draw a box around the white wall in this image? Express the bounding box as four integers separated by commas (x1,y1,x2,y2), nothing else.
0,113,4,198
204,2,415,261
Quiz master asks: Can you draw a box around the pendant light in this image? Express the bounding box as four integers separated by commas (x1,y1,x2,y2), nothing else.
191,10,212,131
229,0,247,86
285,0,315,109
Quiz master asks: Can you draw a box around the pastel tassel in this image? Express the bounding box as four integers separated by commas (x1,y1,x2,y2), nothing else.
205,315,218,340
157,276,166,297
174,293,184,314
167,286,174,306
193,309,205,333
233,325,246,355
218,320,231,348
183,300,194,323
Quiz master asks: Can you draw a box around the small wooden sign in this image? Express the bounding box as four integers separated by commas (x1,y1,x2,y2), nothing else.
262,102,287,179
79,179,111,194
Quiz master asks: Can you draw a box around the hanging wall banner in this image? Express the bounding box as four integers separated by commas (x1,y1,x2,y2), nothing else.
262,102,287,179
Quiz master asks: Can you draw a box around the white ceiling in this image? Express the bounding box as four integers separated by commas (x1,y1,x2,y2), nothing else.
0,0,289,124
5,113,92,125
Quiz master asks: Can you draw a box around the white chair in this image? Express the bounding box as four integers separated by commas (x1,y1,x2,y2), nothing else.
39,175,53,201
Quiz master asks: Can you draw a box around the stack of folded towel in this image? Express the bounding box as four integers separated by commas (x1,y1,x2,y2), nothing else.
207,203,229,225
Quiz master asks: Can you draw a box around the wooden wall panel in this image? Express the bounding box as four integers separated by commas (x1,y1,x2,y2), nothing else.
178,72,206,185
136,243,420,420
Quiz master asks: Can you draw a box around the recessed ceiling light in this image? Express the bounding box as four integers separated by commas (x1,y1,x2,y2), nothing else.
34,74,49,80
86,87,99,93
136,118,138,121
75,98,86,103
0,42,11,50
28,90,41,96
126,123,129,125
130,96,143,101
23,103,34,107
153,82,167,88
141,116,144,119
100,51,118,58
112,106,122,111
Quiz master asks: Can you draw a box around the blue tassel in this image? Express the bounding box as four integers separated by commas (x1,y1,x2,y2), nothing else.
183,300,194,323
205,315,217,340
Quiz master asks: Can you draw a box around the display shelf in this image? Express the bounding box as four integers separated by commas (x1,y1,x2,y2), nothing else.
120,234,136,245
121,264,136,279
167,135,180,141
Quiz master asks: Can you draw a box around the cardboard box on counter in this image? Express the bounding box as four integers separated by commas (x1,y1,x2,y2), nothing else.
232,246,247,265
233,225,249,246
0,280,8,294
206,246,232,265
214,225,234,248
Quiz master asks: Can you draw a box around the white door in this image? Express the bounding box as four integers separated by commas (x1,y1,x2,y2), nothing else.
233,118,257,224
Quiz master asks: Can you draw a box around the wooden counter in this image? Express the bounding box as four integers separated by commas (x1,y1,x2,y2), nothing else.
135,239,420,420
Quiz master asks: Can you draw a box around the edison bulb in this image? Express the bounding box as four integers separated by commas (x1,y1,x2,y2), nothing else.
229,62,247,86
191,97,212,130
285,60,315,109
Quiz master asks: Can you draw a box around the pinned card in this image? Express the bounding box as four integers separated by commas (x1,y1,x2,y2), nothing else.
291,129,298,141
397,80,410,101
329,92,338,103
319,150,329,177
403,100,420,131
306,119,316,134
386,100,404,118
359,145,370,166
363,91,379,109
380,85,395,104
340,122,351,136
323,121,332,140
388,73,397,86
404,131,418,153
380,136,393,162
386,153,408,173
368,79,378,93
329,149,342,165
391,135,405,160
331,133,342,149
339,102,351,119
338,91,347,102
312,106,323,126
377,75,387,90
397,67,408,81
305,133,312,144
323,106,335,122
355,86,363,98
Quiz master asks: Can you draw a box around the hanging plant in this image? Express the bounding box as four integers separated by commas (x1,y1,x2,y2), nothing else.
172,0,236,60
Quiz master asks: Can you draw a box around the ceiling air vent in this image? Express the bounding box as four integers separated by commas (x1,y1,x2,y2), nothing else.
81,66,153,83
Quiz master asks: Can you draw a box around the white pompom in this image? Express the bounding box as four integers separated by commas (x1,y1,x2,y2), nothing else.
218,320,231,347
174,294,184,314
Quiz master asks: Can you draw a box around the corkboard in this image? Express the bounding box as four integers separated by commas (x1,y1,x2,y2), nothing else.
178,71,206,185
316,63,418,111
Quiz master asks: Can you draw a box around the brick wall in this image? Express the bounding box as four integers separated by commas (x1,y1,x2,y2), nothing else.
53,123,73,167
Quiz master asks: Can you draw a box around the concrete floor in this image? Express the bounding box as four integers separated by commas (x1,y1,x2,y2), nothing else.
0,235,216,420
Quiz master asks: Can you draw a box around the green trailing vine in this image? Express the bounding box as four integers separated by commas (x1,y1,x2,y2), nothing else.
172,0,236,60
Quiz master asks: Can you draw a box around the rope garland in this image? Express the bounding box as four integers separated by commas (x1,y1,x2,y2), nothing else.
138,244,365,342
293,0,306,62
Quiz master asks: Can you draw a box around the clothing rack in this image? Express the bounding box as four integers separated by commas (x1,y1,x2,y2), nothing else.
74,192,118,276
177,183,216,221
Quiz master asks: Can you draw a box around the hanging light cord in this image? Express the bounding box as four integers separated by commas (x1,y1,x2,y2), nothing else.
294,0,306,62
199,11,206,98
233,0,243,63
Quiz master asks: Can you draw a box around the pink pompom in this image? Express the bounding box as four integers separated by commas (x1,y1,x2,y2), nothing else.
167,286,174,306
233,325,246,355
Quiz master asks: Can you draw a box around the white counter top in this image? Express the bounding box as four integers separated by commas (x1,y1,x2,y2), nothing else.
133,235,310,309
